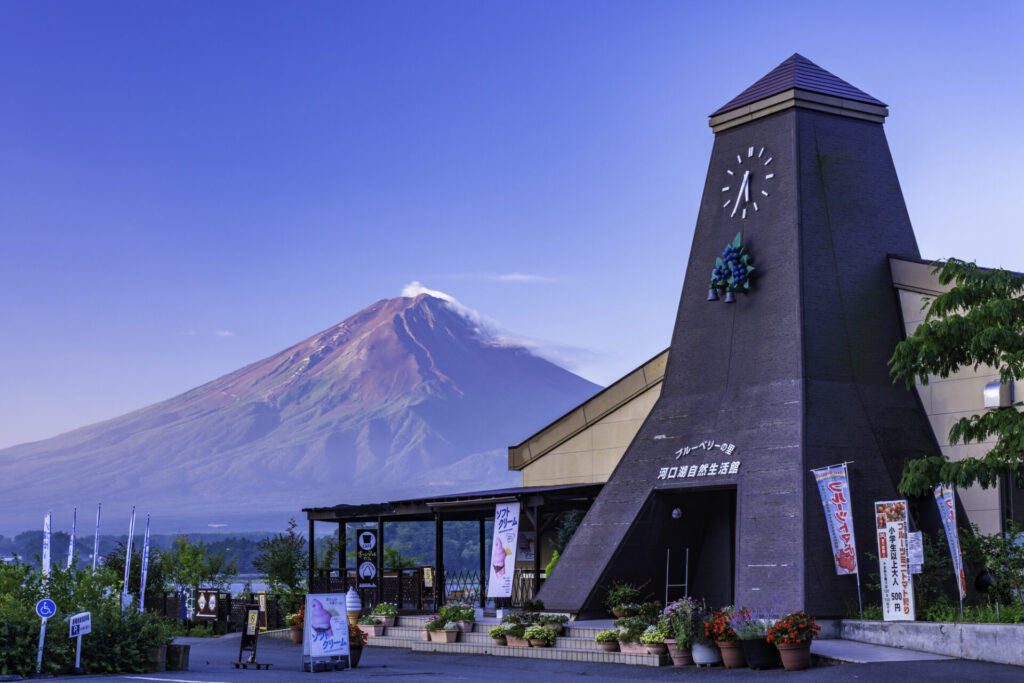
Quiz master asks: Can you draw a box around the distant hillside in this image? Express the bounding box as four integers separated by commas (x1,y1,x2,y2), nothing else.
0,294,600,532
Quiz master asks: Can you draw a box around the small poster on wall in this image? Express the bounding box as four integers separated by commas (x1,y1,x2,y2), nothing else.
486,502,520,598
518,533,535,563
875,500,915,621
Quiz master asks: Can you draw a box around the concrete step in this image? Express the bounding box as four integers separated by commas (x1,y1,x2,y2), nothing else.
409,639,668,667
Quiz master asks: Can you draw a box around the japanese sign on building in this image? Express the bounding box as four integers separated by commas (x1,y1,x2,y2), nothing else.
486,502,520,598
356,529,379,589
934,485,967,599
811,464,858,575
673,440,736,458
875,500,915,621
657,461,741,480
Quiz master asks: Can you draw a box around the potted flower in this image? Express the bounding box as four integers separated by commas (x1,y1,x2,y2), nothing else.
537,613,569,635
349,622,367,668
767,610,820,671
603,581,641,617
639,624,669,656
287,605,304,644
705,607,746,669
371,602,398,627
357,615,384,637
424,614,444,642
524,625,556,648
488,624,507,646
444,602,476,633
731,607,780,670
595,629,620,652
614,615,648,654
661,597,699,666
504,623,529,647
429,621,459,644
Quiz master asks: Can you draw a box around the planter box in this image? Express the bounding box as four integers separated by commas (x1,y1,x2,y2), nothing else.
363,624,385,637
619,642,646,654
598,641,620,652
429,630,458,643
506,635,530,648
840,619,1024,667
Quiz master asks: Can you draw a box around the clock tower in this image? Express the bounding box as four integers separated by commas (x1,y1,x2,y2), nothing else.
539,54,940,616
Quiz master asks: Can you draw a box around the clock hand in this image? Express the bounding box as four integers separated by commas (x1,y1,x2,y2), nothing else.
730,170,750,217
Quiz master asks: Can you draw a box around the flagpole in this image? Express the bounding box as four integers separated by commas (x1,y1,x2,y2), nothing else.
138,514,151,613
67,507,77,569
92,503,102,574
122,505,136,611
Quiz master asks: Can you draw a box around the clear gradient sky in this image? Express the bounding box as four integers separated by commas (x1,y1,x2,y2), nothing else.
2,1,1022,450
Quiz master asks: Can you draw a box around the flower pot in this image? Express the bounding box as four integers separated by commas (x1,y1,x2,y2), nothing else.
645,643,668,656
146,645,167,673
664,639,693,667
166,644,191,671
691,641,722,666
289,625,303,644
528,639,549,647
491,636,507,646
598,641,620,652
716,640,746,669
378,616,396,627
429,630,458,643
776,641,813,671
420,629,430,641
364,624,384,637
619,641,647,654
506,635,530,647
611,608,636,618
741,637,781,669
541,622,563,635
349,646,362,669
457,620,474,633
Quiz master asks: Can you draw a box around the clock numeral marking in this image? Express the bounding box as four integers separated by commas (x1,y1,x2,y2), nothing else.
758,147,765,158
737,154,742,164
753,202,759,211
761,190,769,197
723,199,731,208
765,173,774,179
748,146,754,158
722,186,730,192
764,157,773,166
726,169,734,176
742,208,747,219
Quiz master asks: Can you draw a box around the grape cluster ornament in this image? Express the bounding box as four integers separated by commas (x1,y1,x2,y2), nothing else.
708,232,755,303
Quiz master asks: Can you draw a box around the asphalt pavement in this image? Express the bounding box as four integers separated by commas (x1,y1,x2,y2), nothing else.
46,633,1024,682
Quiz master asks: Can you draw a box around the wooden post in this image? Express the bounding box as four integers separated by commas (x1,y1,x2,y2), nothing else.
338,521,345,590
435,511,445,607
307,518,315,592
376,516,383,608
478,519,486,608
532,505,541,599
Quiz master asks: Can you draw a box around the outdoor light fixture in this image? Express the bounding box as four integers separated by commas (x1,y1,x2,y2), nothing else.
671,508,682,519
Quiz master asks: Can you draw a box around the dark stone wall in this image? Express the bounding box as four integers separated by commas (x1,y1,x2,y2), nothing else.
538,105,940,618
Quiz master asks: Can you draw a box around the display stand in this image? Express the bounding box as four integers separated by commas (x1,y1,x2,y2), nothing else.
234,605,272,670
300,594,353,673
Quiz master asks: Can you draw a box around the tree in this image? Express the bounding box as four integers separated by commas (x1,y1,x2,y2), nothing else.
163,535,237,593
889,258,1024,496
103,540,170,600
253,518,308,594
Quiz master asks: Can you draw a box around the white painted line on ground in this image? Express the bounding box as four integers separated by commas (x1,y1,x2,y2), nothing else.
121,677,231,683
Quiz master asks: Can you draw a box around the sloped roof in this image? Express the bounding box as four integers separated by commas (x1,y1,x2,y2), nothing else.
712,53,886,117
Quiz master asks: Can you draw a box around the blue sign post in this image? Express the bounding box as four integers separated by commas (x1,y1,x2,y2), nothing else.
35,598,57,674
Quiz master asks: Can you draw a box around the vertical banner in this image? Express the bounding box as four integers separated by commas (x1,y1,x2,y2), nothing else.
121,506,136,610
811,464,858,574
934,485,967,600
875,500,915,621
486,501,520,598
302,594,350,660
138,514,151,612
92,503,101,573
355,529,379,589
67,508,77,569
42,512,52,580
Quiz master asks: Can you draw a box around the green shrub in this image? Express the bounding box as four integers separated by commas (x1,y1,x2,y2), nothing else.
595,629,619,643
487,625,506,638
523,625,555,646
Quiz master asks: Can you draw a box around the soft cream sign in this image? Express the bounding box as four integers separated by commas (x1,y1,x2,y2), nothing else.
486,502,520,598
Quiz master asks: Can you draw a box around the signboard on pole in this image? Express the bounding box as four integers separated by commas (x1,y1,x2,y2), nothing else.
486,501,520,598
196,588,219,621
811,464,858,575
257,591,268,629
68,612,92,638
934,484,968,600
875,500,915,621
301,593,351,668
355,529,378,589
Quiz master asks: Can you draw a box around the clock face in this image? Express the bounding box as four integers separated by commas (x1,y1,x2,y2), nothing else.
721,145,775,219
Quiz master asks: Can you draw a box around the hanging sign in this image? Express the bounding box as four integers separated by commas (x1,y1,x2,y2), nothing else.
355,529,378,589
934,485,967,599
486,501,520,598
908,531,924,574
812,464,858,575
302,594,350,659
875,500,915,621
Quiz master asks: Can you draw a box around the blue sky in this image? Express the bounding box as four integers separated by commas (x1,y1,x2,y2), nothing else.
2,0,1021,449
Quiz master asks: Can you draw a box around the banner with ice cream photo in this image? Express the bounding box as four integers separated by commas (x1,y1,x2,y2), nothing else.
486,501,520,598
302,594,350,658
